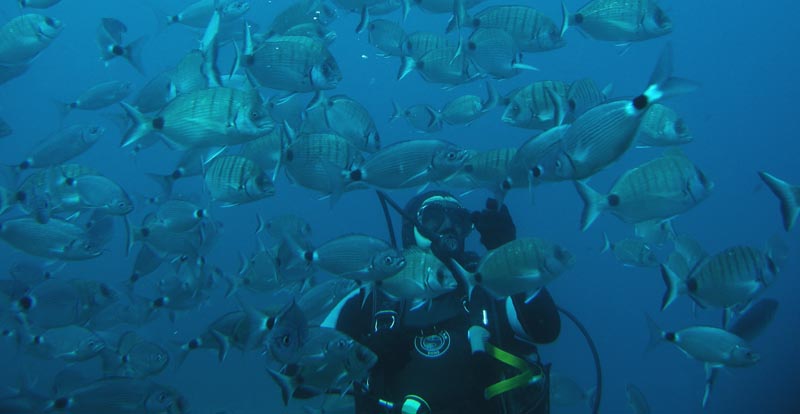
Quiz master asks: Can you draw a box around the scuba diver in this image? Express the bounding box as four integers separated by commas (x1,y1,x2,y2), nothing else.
321,191,562,414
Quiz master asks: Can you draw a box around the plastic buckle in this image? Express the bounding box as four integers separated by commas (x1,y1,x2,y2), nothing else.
374,310,397,332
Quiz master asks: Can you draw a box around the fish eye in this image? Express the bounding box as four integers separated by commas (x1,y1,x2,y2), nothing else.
511,104,520,116
281,335,291,346
436,268,445,284
383,256,393,265
89,126,99,134
446,151,457,160
554,160,562,169
250,110,262,119
531,165,543,178
45,17,55,27
767,258,777,275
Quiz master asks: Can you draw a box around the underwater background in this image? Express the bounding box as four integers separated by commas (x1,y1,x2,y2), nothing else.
0,0,798,413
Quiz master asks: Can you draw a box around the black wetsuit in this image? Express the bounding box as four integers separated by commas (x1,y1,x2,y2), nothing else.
328,283,561,414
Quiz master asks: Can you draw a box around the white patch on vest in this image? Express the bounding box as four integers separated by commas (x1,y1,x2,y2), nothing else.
414,329,451,358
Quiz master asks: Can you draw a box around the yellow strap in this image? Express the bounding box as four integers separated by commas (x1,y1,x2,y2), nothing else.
483,344,544,400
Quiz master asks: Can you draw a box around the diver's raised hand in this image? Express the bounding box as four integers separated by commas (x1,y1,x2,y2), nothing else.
471,198,516,250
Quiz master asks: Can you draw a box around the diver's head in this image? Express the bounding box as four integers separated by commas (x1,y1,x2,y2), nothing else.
401,191,473,259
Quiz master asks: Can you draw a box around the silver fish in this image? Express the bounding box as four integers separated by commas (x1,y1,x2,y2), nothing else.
575,150,713,230
566,0,672,42
454,237,575,298
507,124,570,190
165,0,250,28
243,34,342,93
456,5,566,53
69,174,135,215
297,279,359,324
0,217,103,261
728,299,779,343
601,234,659,268
267,0,337,37
150,199,208,233
390,102,442,133
415,0,485,14
16,278,118,329
101,331,170,378
133,71,177,113
367,19,406,57
48,377,187,414
239,126,287,173
445,147,519,194
465,28,537,79
204,155,275,206
304,93,381,152
8,259,59,285
0,14,62,65
758,171,800,231
646,315,760,368
268,327,377,405
379,246,458,309
501,80,570,130
18,125,105,170
350,139,470,189
121,87,274,150
398,46,480,86
302,234,406,281
284,132,365,197
661,245,778,311
22,325,105,362
401,32,449,60
441,81,498,126
549,374,591,407
636,103,692,147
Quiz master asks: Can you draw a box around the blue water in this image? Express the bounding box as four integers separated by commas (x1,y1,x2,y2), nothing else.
1,0,798,413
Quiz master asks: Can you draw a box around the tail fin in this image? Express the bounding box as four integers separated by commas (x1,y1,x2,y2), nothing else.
397,56,416,80
146,173,175,196
644,313,664,352
482,81,499,111
125,36,148,75
559,1,569,39
574,181,605,231
660,264,685,311
389,101,403,122
758,171,800,231
119,102,153,148
642,43,700,105
445,0,469,33
355,5,369,34
266,368,296,406
601,232,611,254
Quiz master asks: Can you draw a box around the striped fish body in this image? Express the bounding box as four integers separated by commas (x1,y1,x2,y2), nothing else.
445,148,520,191
555,99,645,180
475,238,574,297
402,32,449,59
155,87,273,149
304,95,380,152
284,133,364,195
268,0,337,36
687,246,776,309
567,78,609,117
0,217,99,261
469,6,565,52
608,238,659,268
502,80,569,130
605,152,712,223
239,127,287,172
367,19,406,57
245,35,341,92
637,103,692,147
204,155,274,206
441,94,483,125
380,247,457,301
0,14,62,65
169,0,250,28
170,50,214,95
413,47,477,86
572,0,671,41
466,28,521,79
356,139,469,189
313,234,405,281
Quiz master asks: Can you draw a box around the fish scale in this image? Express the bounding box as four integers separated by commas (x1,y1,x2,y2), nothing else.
357,139,468,189
471,6,560,51
503,81,569,130
403,32,448,59
247,35,339,92
637,103,692,147
407,46,476,85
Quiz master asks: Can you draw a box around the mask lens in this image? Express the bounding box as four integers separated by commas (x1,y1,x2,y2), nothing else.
417,203,472,239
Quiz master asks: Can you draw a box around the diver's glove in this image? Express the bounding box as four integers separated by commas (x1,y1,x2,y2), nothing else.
471,198,516,250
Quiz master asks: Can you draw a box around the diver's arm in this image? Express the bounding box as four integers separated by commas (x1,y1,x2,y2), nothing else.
471,198,516,250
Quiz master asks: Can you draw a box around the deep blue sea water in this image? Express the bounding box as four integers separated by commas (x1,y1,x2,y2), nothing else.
1,0,798,413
